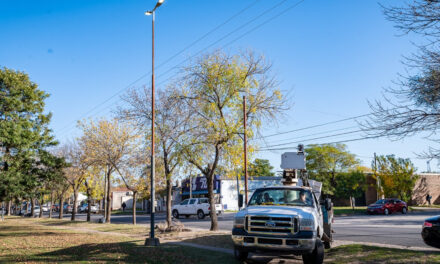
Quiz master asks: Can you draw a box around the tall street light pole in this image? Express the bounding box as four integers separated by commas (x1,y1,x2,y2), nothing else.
243,96,248,205
144,0,164,247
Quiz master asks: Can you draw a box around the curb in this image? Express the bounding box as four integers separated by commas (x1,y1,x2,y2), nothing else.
333,240,440,252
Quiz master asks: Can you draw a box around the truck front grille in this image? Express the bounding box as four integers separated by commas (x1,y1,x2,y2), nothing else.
245,215,298,235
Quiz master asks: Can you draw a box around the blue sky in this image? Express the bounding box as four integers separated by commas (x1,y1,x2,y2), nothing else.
1,0,434,173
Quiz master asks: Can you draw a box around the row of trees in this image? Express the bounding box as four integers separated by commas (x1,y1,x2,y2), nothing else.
1,50,287,231
305,144,417,203
0,67,67,218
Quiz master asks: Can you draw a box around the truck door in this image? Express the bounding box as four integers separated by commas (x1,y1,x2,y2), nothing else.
188,199,197,214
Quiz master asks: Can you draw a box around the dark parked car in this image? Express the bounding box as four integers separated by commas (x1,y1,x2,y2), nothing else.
52,204,60,212
367,198,407,215
63,204,73,213
422,215,440,249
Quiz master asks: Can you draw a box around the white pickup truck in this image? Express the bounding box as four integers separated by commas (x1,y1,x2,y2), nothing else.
232,147,333,264
172,198,223,219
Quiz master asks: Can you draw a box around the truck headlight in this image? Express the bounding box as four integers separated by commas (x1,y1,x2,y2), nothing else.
300,218,314,231
234,216,245,229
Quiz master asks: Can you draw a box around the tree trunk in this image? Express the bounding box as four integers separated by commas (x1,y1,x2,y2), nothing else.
166,178,172,228
105,169,112,223
86,185,91,222
207,173,218,231
7,200,11,216
30,198,35,217
49,192,54,219
59,197,63,219
71,189,78,221
103,172,107,221
38,198,44,218
132,191,137,225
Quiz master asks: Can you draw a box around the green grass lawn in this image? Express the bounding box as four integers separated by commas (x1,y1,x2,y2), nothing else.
2,217,439,263
333,206,367,216
0,217,237,264
111,209,149,215
325,244,440,264
411,204,440,209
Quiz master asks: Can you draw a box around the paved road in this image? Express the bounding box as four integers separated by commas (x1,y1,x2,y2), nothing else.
332,211,436,248
51,210,440,249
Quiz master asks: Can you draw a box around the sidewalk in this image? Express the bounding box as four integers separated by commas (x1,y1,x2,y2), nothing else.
410,206,440,212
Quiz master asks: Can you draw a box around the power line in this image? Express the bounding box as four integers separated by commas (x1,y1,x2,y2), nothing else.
56,0,263,136
259,135,387,151
56,0,304,138
257,105,411,140
153,0,299,88
258,113,372,139
260,125,358,145
261,129,364,149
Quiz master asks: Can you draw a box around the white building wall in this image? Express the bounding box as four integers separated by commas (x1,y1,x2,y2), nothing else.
220,177,283,211
221,180,240,211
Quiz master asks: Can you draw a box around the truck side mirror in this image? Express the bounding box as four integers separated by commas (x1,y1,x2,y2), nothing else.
238,194,244,209
325,198,332,211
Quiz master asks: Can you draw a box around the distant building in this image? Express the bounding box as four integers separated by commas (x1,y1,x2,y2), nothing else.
412,173,440,205
111,187,142,210
173,175,283,211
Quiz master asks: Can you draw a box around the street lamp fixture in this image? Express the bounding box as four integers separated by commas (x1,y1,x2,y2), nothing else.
144,0,164,247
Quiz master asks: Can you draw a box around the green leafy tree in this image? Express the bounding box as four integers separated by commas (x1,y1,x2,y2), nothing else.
373,155,418,202
334,171,366,207
0,67,57,211
248,159,275,177
306,144,359,195
177,50,287,231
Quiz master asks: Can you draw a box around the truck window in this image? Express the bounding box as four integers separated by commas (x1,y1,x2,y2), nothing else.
180,200,189,205
199,198,208,204
189,199,196,205
248,188,314,207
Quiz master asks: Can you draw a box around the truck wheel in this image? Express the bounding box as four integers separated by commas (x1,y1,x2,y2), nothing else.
302,239,324,264
384,208,389,215
402,207,407,214
233,247,248,261
172,210,179,219
197,210,205,219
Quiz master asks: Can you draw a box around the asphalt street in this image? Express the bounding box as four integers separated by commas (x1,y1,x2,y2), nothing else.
50,210,440,249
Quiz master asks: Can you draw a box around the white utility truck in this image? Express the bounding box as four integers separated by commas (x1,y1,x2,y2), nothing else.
232,145,333,264
172,198,223,219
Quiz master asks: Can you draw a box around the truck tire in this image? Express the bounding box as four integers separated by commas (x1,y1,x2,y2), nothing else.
172,210,179,219
197,210,205,219
233,247,248,261
302,239,324,264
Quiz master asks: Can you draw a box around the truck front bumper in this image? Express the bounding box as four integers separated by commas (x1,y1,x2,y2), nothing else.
232,229,316,254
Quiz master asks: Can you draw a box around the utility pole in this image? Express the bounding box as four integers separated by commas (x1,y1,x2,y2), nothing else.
189,175,192,199
243,96,248,205
374,152,381,200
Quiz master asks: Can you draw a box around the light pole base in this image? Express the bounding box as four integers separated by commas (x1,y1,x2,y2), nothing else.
145,237,160,246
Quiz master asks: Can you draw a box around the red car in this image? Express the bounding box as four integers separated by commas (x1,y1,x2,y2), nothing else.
367,198,408,215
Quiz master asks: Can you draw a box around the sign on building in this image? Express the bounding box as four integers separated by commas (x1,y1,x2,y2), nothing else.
181,175,221,195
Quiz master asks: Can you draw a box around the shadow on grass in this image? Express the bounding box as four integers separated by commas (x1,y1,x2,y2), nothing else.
38,220,86,226
0,231,67,237
0,240,239,264
181,234,234,250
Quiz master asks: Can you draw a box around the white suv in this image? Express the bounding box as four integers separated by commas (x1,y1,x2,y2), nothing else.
172,198,222,219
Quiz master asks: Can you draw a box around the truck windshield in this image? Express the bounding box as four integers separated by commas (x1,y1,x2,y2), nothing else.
248,188,314,207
